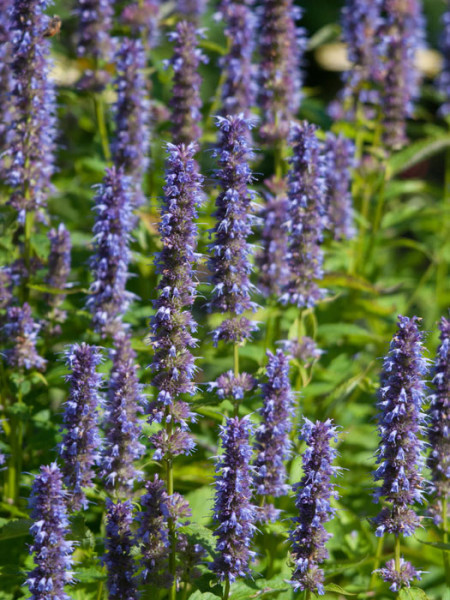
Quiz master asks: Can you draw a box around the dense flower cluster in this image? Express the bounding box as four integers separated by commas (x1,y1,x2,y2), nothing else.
104,499,139,600
378,0,426,149
112,38,151,207
257,0,307,142
427,316,450,525
45,224,71,326
375,558,422,593
87,168,135,337
212,416,257,582
208,115,258,344
166,21,207,145
254,350,294,502
280,336,323,366
437,4,450,117
148,143,203,460
220,3,256,118
289,419,340,595
101,332,145,492
256,177,290,297
7,0,57,221
76,0,113,87
209,370,255,401
0,0,14,177
324,133,355,240
4,304,46,371
121,0,160,49
25,463,74,600
281,121,327,308
59,343,102,511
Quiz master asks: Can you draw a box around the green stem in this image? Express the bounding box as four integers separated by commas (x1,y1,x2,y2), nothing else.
443,498,450,587
94,94,111,162
223,579,231,600
233,343,239,417
165,420,176,600
274,140,283,179
437,147,450,309
369,535,384,590
394,535,401,574
304,591,311,600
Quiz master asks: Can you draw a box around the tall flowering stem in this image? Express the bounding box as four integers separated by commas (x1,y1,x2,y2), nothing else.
437,3,450,118
289,419,340,596
372,316,426,591
87,167,135,337
253,349,294,519
45,224,72,329
281,121,327,309
257,0,306,144
212,416,257,591
59,343,103,511
25,463,74,600
0,0,14,179
7,0,57,225
104,499,139,600
148,142,203,596
75,0,113,87
112,38,151,207
166,21,207,146
219,3,256,119
176,0,207,20
378,0,426,149
427,317,450,582
324,133,355,241
101,332,145,493
121,0,160,51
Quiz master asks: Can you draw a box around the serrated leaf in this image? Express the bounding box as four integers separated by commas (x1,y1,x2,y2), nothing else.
415,538,450,551
181,523,216,556
0,519,32,541
324,583,357,596
389,136,450,176
188,592,221,600
75,567,106,583
398,588,431,600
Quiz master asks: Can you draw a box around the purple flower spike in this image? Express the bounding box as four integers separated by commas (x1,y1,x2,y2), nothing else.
112,38,151,207
209,370,256,401
87,167,136,337
176,0,207,19
378,0,426,149
329,0,383,121
208,115,258,345
76,0,113,88
104,499,139,600
427,316,450,525
375,558,422,592
167,21,207,145
212,416,257,583
45,224,72,326
254,350,294,501
373,315,427,538
324,133,355,240
4,304,46,371
101,332,145,492
148,142,203,460
137,475,172,588
437,7,450,118
59,343,103,511
289,419,340,596
25,463,74,600
7,0,57,222
257,0,307,143
0,0,14,178
281,121,327,308
256,177,290,297
220,3,256,119
279,336,323,366
121,0,160,50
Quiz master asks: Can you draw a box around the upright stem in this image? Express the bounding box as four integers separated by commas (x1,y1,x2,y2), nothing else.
437,147,450,309
165,421,176,600
369,535,384,590
233,342,239,417
223,578,231,600
394,534,401,573
443,498,450,587
94,94,111,162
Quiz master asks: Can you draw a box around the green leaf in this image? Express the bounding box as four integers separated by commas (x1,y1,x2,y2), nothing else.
188,592,221,600
415,538,450,552
389,136,450,176
324,583,357,596
181,523,216,556
75,567,106,583
0,519,32,541
398,588,431,600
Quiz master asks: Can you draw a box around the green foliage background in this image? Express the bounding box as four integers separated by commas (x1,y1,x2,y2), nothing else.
0,1,449,599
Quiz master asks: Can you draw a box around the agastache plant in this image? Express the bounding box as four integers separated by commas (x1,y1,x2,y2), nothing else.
112,37,151,207
87,167,135,337
256,176,290,297
45,224,72,328
0,0,14,178
324,133,355,240
121,0,160,50
257,0,307,143
59,343,103,511
427,316,450,526
289,419,340,596
104,499,139,600
25,463,74,600
220,3,256,119
373,315,426,591
7,0,57,222
437,2,450,118
378,0,426,149
166,21,207,146
101,331,145,492
253,349,294,520
4,304,46,371
208,115,258,346
75,0,113,87
212,416,257,588
281,121,327,308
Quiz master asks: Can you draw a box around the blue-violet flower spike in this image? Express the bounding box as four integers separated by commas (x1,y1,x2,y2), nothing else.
324,133,355,240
